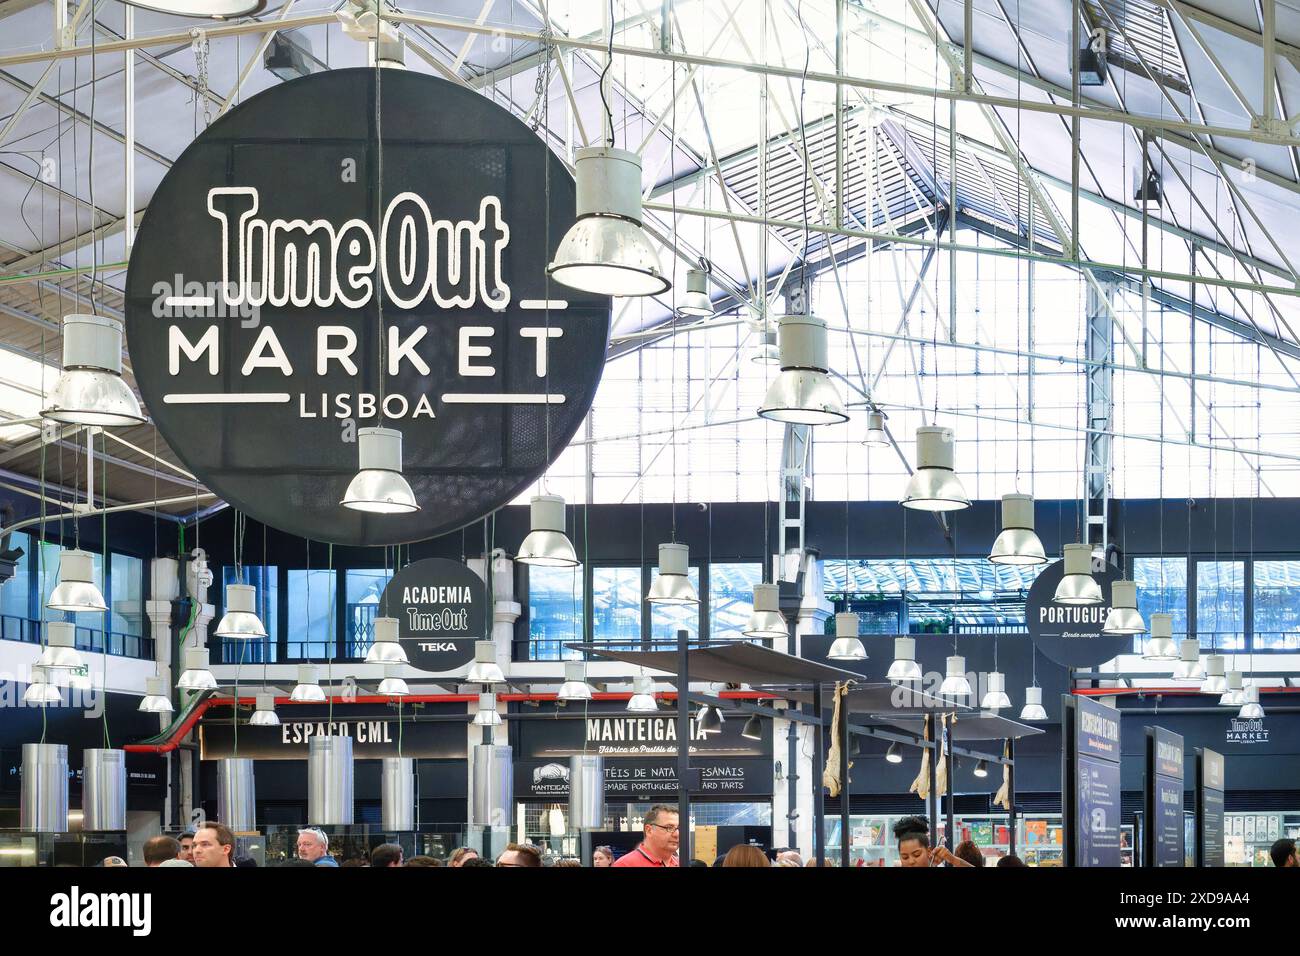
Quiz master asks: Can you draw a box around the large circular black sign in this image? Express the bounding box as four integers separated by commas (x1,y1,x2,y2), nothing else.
379,558,485,673
125,69,610,545
1025,558,1130,667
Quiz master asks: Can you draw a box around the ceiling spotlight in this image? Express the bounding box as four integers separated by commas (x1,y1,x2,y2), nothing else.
365,616,409,665
138,676,173,714
757,314,848,425
939,655,971,698
547,147,669,297
988,493,1047,565
176,646,218,691
1237,685,1264,720
678,267,713,317
1201,655,1227,695
646,542,699,605
249,692,280,727
1053,543,1103,605
473,692,502,727
885,742,903,764
42,314,147,427
744,583,788,640
466,640,505,684
861,410,890,448
516,493,578,567
627,676,658,713
981,671,1012,710
1219,670,1244,707
557,661,594,702
340,426,420,514
740,713,763,741
696,704,724,735
887,637,922,682
827,612,867,661
47,549,107,613
214,583,266,640
1020,686,1048,721
290,664,326,703
23,666,62,705
1143,613,1179,661
37,621,84,670
377,665,409,697
1171,639,1205,681
1102,580,1146,634
973,759,989,779
901,426,970,511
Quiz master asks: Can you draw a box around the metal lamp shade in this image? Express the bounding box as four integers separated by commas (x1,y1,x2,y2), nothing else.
1102,580,1146,634
177,646,218,691
23,666,62,704
939,655,972,697
861,410,890,447
290,664,327,702
626,675,658,713
678,268,713,317
557,661,594,702
466,639,505,684
121,0,268,18
988,494,1046,565
740,713,763,740
1020,686,1048,721
827,612,866,661
42,314,146,427
696,705,724,735
1237,686,1264,719
516,494,578,567
377,665,410,696
981,671,1012,710
82,748,126,831
47,549,107,612
744,583,787,639
138,675,173,713
901,426,970,511
1201,655,1227,694
887,637,923,681
885,742,903,763
214,583,266,639
365,616,408,664
1053,543,1103,605
473,692,503,726
647,542,698,605
1143,613,1179,660
37,621,83,669
249,692,280,726
1219,671,1244,707
21,743,68,832
758,315,848,425
308,735,354,826
340,426,420,513
749,328,781,366
1171,639,1205,681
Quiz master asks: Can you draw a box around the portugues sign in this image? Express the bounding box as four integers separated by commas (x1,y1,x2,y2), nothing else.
1025,557,1129,666
378,558,485,673
125,69,610,546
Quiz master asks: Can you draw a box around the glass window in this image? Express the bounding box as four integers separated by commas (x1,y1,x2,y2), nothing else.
1132,557,1189,652
527,564,584,661
1252,560,1300,651
110,553,143,637
650,567,700,648
346,568,392,657
0,531,32,624
1196,560,1245,651
709,563,761,641
591,566,641,649
221,565,278,662
287,569,337,659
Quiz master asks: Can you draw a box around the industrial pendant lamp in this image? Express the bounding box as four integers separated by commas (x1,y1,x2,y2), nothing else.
744,583,787,639
120,0,268,19
1019,686,1048,721
678,267,713,317
290,664,326,702
466,640,505,684
516,494,578,567
1219,670,1244,707
1171,639,1205,681
214,583,266,639
626,676,658,713
646,542,699,605
1237,686,1264,720
885,742,903,764
861,410,889,448
939,655,971,699
249,693,280,727
377,665,409,697
473,692,502,727
696,703,724,735
887,637,922,681
1201,655,1228,694
1143,613,1178,660
23,666,62,705
42,314,146,427
981,672,1012,710
1102,580,1146,634
988,494,1047,565
740,713,763,741
557,661,594,702
547,147,669,296
901,426,970,511
827,612,867,661
47,549,107,613
749,327,781,366
365,617,408,665
1053,543,1103,605
340,426,420,514
177,647,218,691
138,676,173,714
974,759,989,779
757,314,848,425
37,622,84,670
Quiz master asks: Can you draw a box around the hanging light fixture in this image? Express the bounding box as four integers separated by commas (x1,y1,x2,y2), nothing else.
1143,613,1178,661
119,0,269,20
696,704,724,735
37,621,84,670
939,655,972,699
1201,655,1227,695
557,661,594,702
757,314,848,425
678,267,713,317
1020,687,1048,721
23,666,62,705
1219,670,1245,707
886,637,922,681
981,672,1012,710
42,314,146,427
340,426,420,514
646,542,699,605
1102,580,1146,634
626,676,658,713
861,410,890,448
988,493,1047,565
473,692,502,727
365,616,408,665
47,549,107,613
516,493,578,567
1237,685,1264,720
749,327,781,366
1053,543,1103,605
466,640,505,684
740,713,763,741
885,742,903,764
827,612,867,661
290,664,326,702
214,583,266,640
138,676,173,714
377,665,409,697
249,693,280,727
901,426,970,511
973,759,989,779
177,646,218,691
547,147,669,296
744,583,787,640
1171,639,1205,681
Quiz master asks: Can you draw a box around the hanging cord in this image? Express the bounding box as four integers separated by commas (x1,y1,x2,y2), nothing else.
327,543,335,724
599,0,615,147
99,430,110,747
373,0,388,427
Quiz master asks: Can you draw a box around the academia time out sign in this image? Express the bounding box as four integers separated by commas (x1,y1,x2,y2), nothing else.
377,557,484,672
125,69,610,547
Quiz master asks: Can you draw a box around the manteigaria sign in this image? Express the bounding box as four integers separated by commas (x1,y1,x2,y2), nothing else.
125,69,610,546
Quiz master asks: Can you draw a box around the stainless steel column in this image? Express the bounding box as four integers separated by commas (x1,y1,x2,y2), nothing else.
568,754,604,830
471,744,513,828
21,743,68,832
381,756,414,831
82,748,126,831
308,735,353,825
217,757,257,832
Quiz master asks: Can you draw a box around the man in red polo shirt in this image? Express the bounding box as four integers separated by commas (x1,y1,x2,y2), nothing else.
612,805,680,867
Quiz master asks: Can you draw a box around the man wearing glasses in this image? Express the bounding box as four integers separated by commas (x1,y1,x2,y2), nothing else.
612,806,680,867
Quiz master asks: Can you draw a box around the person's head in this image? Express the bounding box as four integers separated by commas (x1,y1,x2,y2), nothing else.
1271,838,1297,867
370,843,404,868
158,858,194,868
296,827,329,862
592,846,614,867
448,847,479,867
192,822,235,868
996,854,1026,867
893,816,931,867
99,856,128,867
642,805,680,859
143,835,181,867
496,843,542,867
954,840,984,868
776,848,804,868
177,831,194,863
459,856,493,867
554,858,582,867
340,858,368,867
403,855,442,867
721,844,770,868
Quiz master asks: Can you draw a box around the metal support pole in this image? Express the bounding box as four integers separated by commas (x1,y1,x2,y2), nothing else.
838,685,850,867
926,717,938,841
124,4,134,252
1007,738,1017,858
1085,279,1115,554
811,681,825,866
676,628,690,865
944,716,955,852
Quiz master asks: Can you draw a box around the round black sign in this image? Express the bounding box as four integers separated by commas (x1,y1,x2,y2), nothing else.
125,69,610,546
1025,558,1130,667
379,558,485,673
